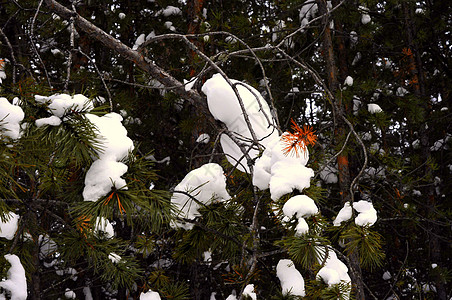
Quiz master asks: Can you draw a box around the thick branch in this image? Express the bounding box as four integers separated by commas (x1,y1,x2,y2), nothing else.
44,0,211,117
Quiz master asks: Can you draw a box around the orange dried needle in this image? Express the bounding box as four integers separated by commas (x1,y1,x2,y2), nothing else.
281,119,317,157
117,194,126,215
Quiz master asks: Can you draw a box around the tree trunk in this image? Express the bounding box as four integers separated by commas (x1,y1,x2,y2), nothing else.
402,4,447,299
315,0,365,298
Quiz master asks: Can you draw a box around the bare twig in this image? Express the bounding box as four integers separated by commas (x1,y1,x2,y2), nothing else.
30,0,53,88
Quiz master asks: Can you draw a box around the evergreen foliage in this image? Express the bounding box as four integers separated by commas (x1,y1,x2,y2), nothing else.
0,0,450,299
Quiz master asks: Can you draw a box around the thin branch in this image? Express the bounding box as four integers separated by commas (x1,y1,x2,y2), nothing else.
44,0,210,118
76,48,113,111
30,0,53,88
0,27,17,84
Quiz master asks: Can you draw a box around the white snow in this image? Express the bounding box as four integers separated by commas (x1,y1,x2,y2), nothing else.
253,134,314,200
38,235,57,258
361,13,371,24
0,98,25,140
160,6,182,17
183,77,198,91
333,202,352,226
276,259,305,297
396,87,408,97
140,289,161,300
382,271,392,280
283,195,318,218
35,94,93,118
368,103,383,114
316,250,350,287
196,133,210,144
0,58,6,83
0,254,27,300
353,200,377,226
299,2,331,30
108,252,121,263
94,217,114,239
350,31,358,46
164,21,176,32
242,284,257,300
51,49,62,56
201,74,278,173
0,212,19,240
83,287,93,300
133,34,146,50
82,112,134,202
320,165,338,184
35,115,62,128
203,251,212,263
294,217,309,235
344,76,353,86
118,12,126,19
65,289,76,299
83,159,128,202
359,6,371,24
171,163,231,229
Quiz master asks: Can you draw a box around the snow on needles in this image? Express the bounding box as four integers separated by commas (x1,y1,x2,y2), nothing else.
282,195,318,235
333,201,378,227
140,289,162,300
316,250,351,288
242,284,257,300
35,94,94,118
353,200,377,226
201,74,279,173
0,97,25,139
83,113,134,202
276,259,305,297
0,212,19,240
253,134,314,200
171,163,230,230
0,254,27,300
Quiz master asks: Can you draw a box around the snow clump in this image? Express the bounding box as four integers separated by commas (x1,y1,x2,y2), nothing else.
0,212,19,240
276,259,305,297
94,217,115,239
242,284,257,300
171,163,231,230
140,289,161,300
316,250,351,289
333,201,378,227
344,76,354,86
196,133,210,144
133,33,146,50
0,58,7,83
359,6,371,24
333,202,353,226
367,103,383,114
201,74,278,173
353,200,377,226
282,195,318,235
0,254,27,300
253,134,314,200
35,93,94,119
108,252,121,263
83,112,134,202
0,97,25,139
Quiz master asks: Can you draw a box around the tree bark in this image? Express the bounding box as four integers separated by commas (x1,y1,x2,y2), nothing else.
402,4,447,299
315,0,365,298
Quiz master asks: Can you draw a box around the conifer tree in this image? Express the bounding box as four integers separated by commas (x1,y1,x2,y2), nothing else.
0,0,450,299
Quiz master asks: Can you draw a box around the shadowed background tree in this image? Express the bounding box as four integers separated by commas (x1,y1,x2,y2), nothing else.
0,0,450,299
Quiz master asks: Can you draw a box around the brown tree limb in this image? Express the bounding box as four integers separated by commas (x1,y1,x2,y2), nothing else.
44,0,212,119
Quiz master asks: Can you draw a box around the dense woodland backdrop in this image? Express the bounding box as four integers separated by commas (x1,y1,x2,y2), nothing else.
0,0,451,299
